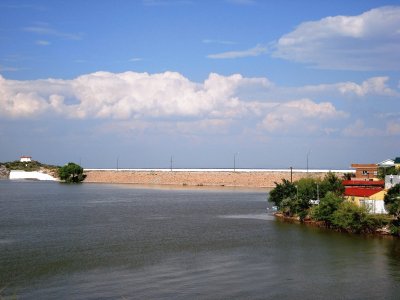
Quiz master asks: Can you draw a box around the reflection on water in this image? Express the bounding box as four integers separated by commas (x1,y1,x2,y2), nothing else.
1,181,400,299
219,213,276,221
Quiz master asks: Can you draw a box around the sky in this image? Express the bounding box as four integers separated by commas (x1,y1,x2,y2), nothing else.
0,0,400,169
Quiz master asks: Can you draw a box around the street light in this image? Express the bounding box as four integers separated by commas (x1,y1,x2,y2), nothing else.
234,152,239,172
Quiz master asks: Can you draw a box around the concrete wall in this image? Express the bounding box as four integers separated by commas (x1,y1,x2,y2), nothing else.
9,170,58,181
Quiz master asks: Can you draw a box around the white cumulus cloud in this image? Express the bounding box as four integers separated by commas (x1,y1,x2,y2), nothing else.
259,98,348,133
273,6,400,70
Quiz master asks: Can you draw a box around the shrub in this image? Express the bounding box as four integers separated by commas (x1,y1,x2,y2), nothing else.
310,192,343,225
59,162,86,183
384,184,400,219
331,202,385,234
269,179,296,210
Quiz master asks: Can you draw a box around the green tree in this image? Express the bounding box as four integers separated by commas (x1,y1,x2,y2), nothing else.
378,166,400,180
295,178,324,221
310,192,343,225
269,179,296,209
384,184,400,219
319,172,344,197
342,172,355,180
59,162,86,183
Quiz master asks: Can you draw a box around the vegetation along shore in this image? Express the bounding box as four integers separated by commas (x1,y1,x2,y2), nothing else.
269,172,400,237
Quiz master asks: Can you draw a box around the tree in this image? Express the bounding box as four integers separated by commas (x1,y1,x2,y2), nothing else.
311,192,343,225
269,179,296,210
319,172,344,198
295,178,317,220
59,162,86,183
378,166,400,180
384,184,400,219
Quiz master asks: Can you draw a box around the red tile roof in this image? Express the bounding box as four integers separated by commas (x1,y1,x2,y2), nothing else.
344,187,383,197
342,180,384,187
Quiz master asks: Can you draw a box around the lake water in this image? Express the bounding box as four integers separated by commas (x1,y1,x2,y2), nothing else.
1,180,400,299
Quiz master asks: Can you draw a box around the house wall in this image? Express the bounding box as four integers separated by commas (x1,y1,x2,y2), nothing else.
351,164,378,179
346,190,387,214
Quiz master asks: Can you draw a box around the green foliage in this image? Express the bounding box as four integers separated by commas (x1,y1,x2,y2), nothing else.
294,178,317,220
59,162,86,183
280,196,307,219
5,160,59,172
319,172,344,197
378,166,400,180
297,178,317,202
310,192,343,224
269,172,392,235
384,184,400,219
331,202,386,234
342,172,355,180
270,174,344,222
269,179,296,209
389,219,400,236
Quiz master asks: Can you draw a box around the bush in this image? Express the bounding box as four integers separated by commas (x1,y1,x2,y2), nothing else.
269,179,296,209
319,172,344,197
331,202,386,234
310,192,343,225
59,162,86,183
384,184,400,219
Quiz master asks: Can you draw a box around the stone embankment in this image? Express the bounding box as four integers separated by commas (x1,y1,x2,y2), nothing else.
84,169,349,188
0,164,10,179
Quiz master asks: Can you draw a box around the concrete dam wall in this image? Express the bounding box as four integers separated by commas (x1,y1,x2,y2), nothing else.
84,169,351,188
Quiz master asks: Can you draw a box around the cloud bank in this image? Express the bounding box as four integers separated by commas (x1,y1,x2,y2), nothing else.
1,71,398,137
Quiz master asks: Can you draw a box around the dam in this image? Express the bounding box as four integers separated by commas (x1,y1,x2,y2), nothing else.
83,168,353,188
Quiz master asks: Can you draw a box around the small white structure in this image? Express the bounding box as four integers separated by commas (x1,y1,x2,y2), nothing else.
20,156,32,162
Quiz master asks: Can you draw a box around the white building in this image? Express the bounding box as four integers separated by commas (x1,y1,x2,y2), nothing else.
20,156,32,162
386,174,400,189
378,159,395,167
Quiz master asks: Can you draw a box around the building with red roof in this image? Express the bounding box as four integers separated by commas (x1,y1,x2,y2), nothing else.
342,179,387,214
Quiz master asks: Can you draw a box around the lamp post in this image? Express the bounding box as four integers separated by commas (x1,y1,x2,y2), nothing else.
306,150,311,174
234,152,239,172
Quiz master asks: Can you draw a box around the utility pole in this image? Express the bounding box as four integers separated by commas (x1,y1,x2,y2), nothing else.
117,156,119,171
290,166,293,183
170,156,173,171
234,152,239,172
306,150,311,175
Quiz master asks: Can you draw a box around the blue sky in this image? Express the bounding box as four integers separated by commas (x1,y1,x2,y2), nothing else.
0,0,399,169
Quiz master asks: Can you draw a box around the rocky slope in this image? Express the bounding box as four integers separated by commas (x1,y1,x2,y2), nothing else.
0,164,10,179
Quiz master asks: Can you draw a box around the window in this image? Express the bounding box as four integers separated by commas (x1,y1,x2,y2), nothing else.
362,170,368,175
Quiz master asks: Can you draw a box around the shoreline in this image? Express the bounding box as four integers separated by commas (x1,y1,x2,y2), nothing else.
274,212,394,238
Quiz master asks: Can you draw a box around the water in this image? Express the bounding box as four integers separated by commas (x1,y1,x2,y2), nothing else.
1,181,400,299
